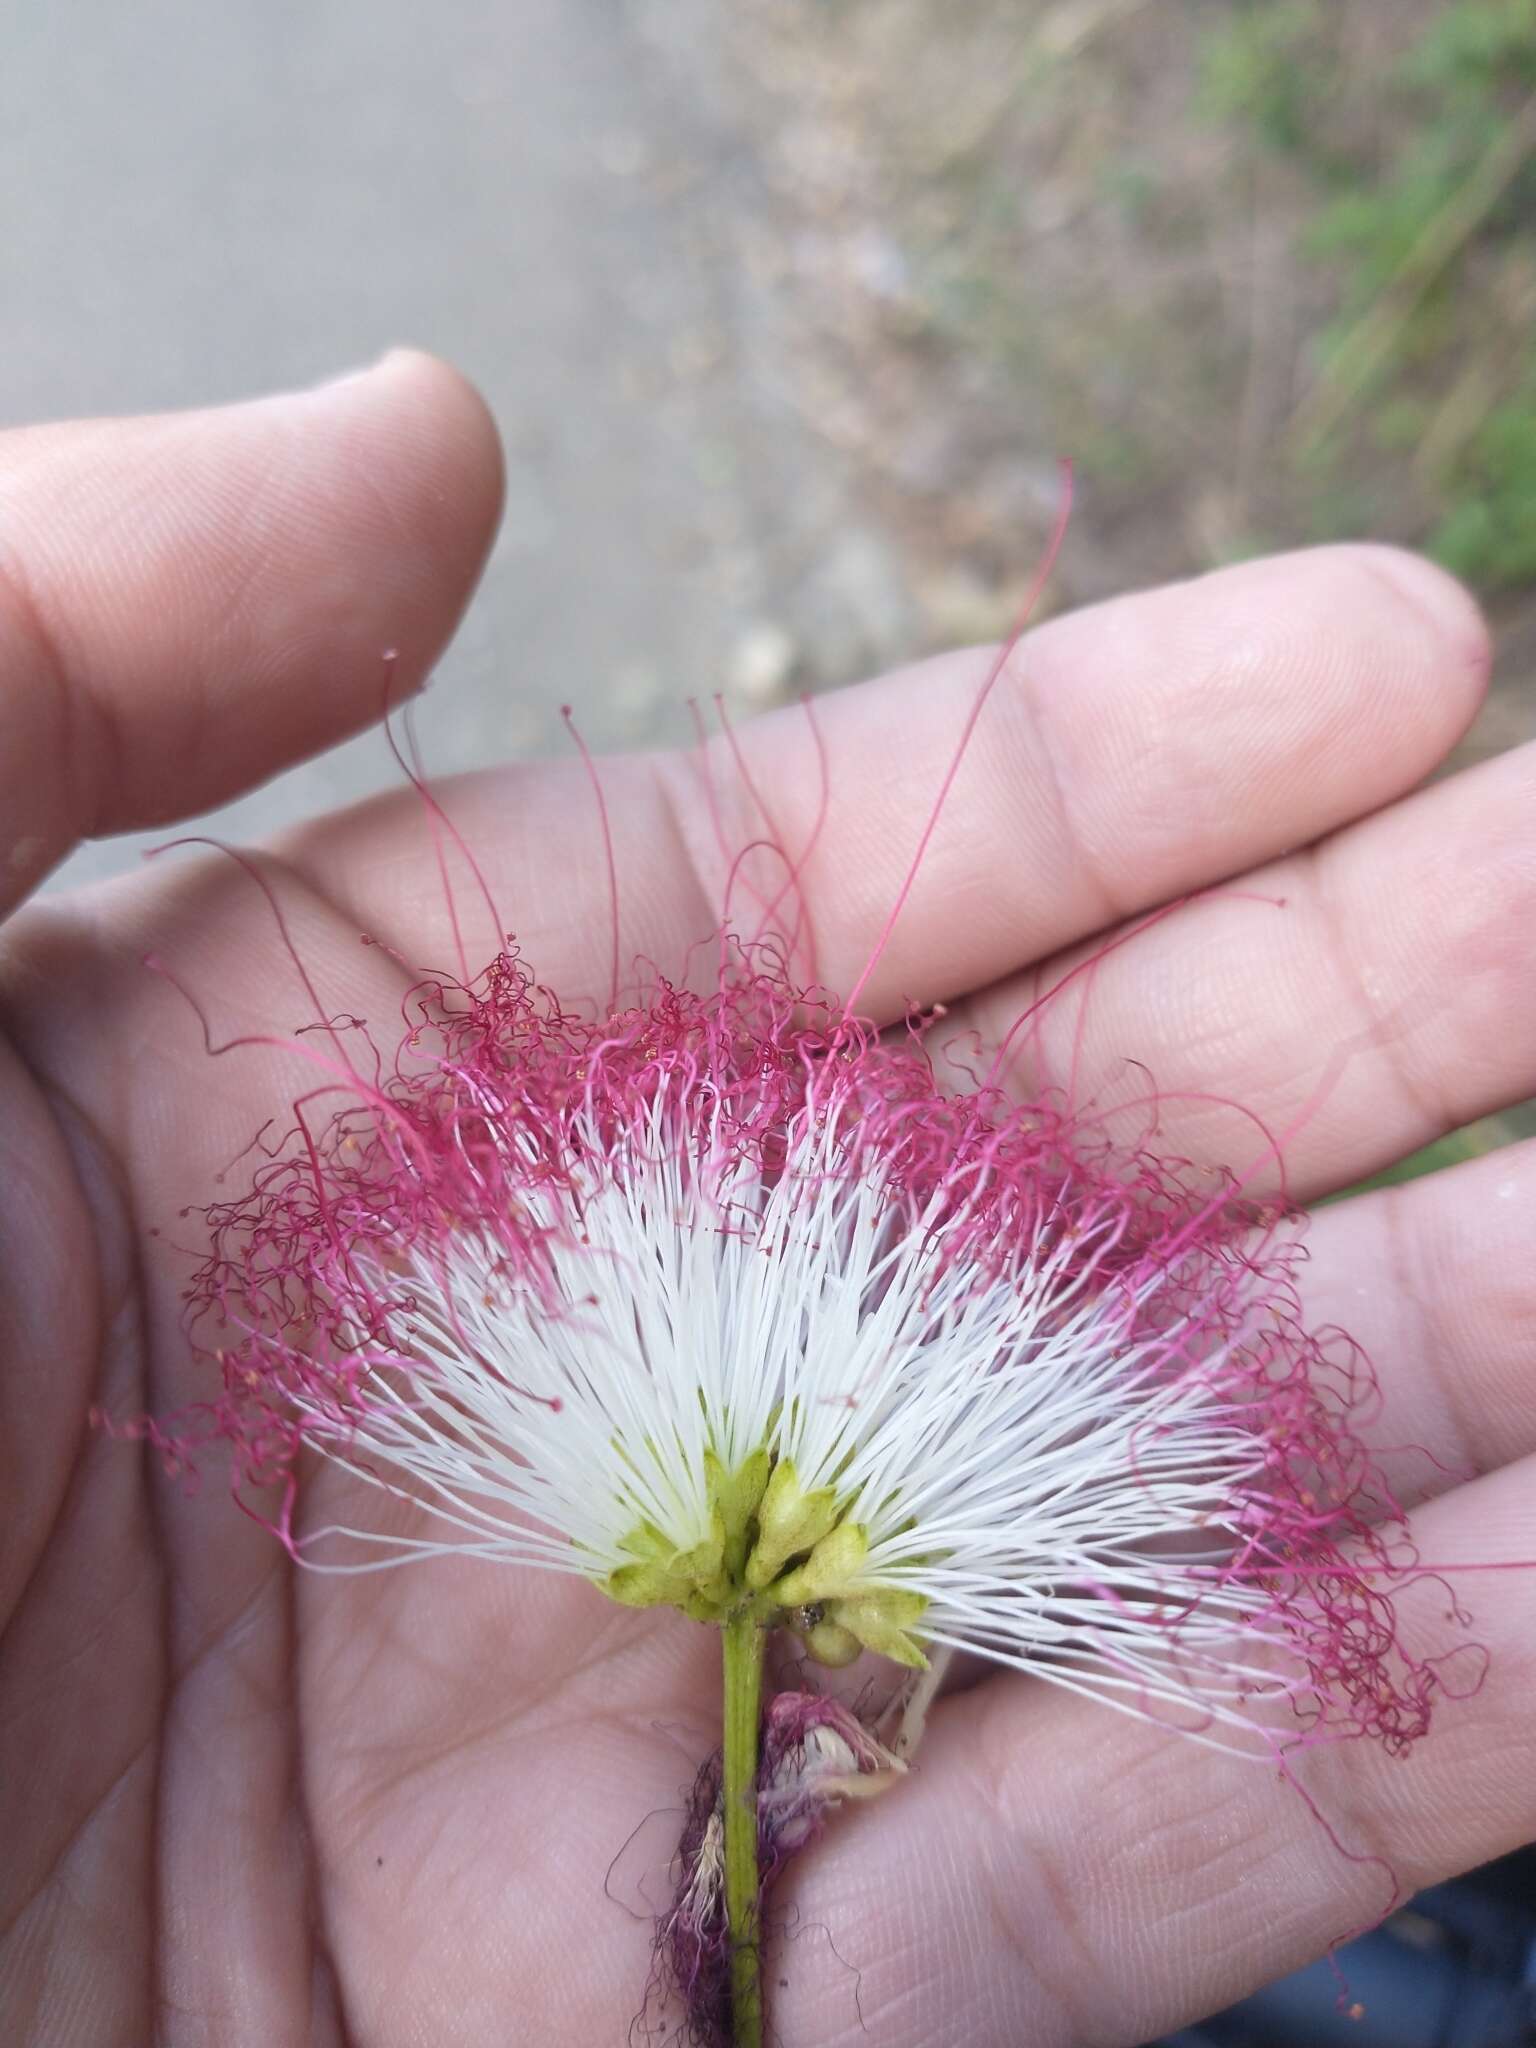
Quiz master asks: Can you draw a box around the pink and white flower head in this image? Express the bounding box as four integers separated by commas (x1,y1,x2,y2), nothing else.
132,474,1457,1794
129,508,1479,2040
155,922,1444,1764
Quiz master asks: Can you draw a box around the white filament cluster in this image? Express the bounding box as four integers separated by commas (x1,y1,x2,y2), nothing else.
302,1093,1291,1742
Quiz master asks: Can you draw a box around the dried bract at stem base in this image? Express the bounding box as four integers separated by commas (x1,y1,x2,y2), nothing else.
653,1690,904,2047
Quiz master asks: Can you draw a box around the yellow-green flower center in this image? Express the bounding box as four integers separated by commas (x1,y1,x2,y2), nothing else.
599,1450,930,1667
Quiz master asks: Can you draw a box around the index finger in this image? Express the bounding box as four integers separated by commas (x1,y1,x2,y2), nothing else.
289,544,1487,1015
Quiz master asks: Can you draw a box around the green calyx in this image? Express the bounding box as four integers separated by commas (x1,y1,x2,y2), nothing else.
602,1515,732,1619
710,1446,772,1579
744,1458,840,1590
597,1446,930,1667
825,1589,931,1669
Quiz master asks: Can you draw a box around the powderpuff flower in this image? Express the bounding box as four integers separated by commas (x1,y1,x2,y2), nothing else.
135,525,1463,2040
163,942,1440,1760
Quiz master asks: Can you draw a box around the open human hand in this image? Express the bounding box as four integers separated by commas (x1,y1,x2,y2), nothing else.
2,353,1532,2047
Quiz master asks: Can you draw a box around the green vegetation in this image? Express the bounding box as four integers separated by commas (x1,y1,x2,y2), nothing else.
1324,1118,1515,1202
1201,0,1536,590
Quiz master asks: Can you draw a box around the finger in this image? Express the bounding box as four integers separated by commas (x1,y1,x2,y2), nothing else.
778,1457,1536,2048
1297,1137,1536,1508
0,350,503,913
26,551,1497,1225
275,544,1487,1014
674,543,1488,1013
0,858,417,1657
961,738,1536,1200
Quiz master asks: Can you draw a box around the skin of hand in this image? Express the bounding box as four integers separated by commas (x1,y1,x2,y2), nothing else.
1,352,1533,2048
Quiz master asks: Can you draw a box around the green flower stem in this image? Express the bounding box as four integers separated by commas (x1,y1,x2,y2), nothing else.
722,1609,766,2048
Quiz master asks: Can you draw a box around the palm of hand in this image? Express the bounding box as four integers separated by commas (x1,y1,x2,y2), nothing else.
5,845,723,2042
4,355,1535,2048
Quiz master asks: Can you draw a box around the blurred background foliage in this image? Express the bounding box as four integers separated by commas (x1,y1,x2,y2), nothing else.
728,0,1536,640
725,0,1536,1184
1202,0,1536,589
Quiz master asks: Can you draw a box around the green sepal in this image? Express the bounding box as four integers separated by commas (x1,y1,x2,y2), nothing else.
707,1446,772,1576
770,1520,869,1605
616,1518,681,1565
603,1559,684,1608
680,1587,727,1623
602,1509,730,1613
744,1459,840,1590
680,1516,731,1605
830,1588,930,1669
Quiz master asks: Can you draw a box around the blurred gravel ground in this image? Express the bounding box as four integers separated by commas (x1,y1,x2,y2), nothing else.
1,0,921,890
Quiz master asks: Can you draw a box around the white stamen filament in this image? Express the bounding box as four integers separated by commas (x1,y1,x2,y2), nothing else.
294,1088,1300,1744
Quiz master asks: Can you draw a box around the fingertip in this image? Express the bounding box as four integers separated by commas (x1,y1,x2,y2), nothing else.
1339,543,1492,714
295,349,507,663
0,352,508,896
367,347,507,534
201,346,505,718
1155,541,1492,774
